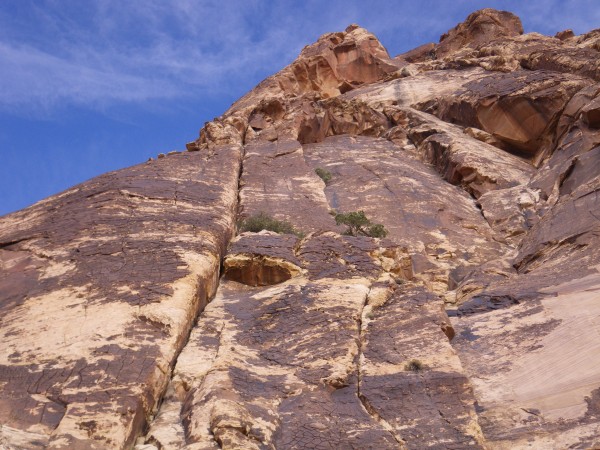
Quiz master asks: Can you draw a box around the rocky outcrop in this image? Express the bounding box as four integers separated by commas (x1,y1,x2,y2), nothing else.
186,24,398,151
416,70,591,158
2,7,600,450
223,233,304,286
0,149,242,448
436,8,524,58
415,13,600,82
403,108,535,198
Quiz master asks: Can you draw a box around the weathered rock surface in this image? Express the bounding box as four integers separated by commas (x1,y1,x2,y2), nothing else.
416,70,592,157
403,108,535,198
2,7,600,450
223,233,303,287
143,236,482,449
0,148,241,448
435,8,524,59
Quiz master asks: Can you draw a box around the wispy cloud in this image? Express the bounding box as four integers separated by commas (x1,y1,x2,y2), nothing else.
0,42,180,110
0,0,311,115
0,0,429,115
1,0,597,117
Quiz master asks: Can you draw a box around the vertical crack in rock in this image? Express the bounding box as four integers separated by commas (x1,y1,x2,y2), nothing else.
0,150,249,449
356,285,407,447
135,149,246,446
235,144,248,224
358,163,396,198
142,145,246,448
299,141,329,209
145,284,216,435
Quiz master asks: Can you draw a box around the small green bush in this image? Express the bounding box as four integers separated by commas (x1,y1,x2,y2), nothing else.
405,359,424,372
333,210,388,238
366,223,387,239
315,167,332,184
238,212,303,237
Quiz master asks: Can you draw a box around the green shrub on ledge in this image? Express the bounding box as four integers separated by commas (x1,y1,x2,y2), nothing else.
405,359,424,372
315,167,332,184
333,210,388,238
238,212,303,237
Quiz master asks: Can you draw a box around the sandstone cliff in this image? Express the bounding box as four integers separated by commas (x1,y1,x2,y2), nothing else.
1,8,600,450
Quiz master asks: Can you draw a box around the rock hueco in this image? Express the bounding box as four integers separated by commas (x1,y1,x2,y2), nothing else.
1,8,600,450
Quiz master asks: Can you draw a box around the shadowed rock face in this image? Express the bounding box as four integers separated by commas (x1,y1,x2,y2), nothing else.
418,70,592,156
2,7,600,450
223,255,299,286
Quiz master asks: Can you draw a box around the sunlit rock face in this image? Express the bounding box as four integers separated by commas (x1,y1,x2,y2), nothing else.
2,8,600,450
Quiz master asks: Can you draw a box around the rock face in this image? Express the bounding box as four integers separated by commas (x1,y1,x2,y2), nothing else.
1,8,600,450
436,8,524,58
0,149,242,448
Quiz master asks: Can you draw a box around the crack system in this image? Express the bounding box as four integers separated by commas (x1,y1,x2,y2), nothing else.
138,113,508,446
138,146,247,445
356,286,406,447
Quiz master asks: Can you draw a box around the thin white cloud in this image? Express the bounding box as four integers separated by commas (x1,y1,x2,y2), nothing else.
0,0,308,115
0,0,597,117
0,42,180,110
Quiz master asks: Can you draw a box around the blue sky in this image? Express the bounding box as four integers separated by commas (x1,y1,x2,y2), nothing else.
1,0,598,215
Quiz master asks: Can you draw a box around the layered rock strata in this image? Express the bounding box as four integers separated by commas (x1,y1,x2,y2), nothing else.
1,7,600,450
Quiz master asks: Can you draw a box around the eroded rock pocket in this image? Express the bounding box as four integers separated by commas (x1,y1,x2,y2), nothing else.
223,232,303,286
223,254,302,286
